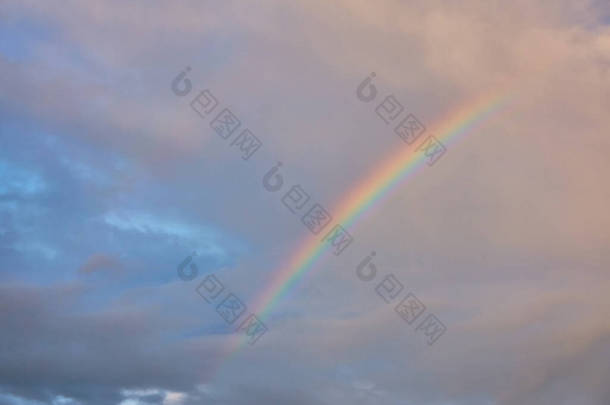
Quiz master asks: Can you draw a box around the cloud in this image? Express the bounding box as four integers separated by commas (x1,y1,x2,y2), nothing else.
0,0,609,404
78,253,122,274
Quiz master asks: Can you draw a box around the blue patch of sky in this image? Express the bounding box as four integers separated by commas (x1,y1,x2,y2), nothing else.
0,119,248,291
0,16,55,63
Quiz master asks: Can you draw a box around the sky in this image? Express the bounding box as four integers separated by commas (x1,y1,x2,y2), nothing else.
1,0,609,404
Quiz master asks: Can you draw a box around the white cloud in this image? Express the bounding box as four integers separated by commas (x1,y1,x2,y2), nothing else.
103,210,229,258
163,392,186,405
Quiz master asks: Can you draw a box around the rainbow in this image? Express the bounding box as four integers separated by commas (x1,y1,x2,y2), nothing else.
250,88,510,324
213,87,511,370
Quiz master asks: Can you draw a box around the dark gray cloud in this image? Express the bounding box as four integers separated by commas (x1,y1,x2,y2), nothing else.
0,283,210,404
